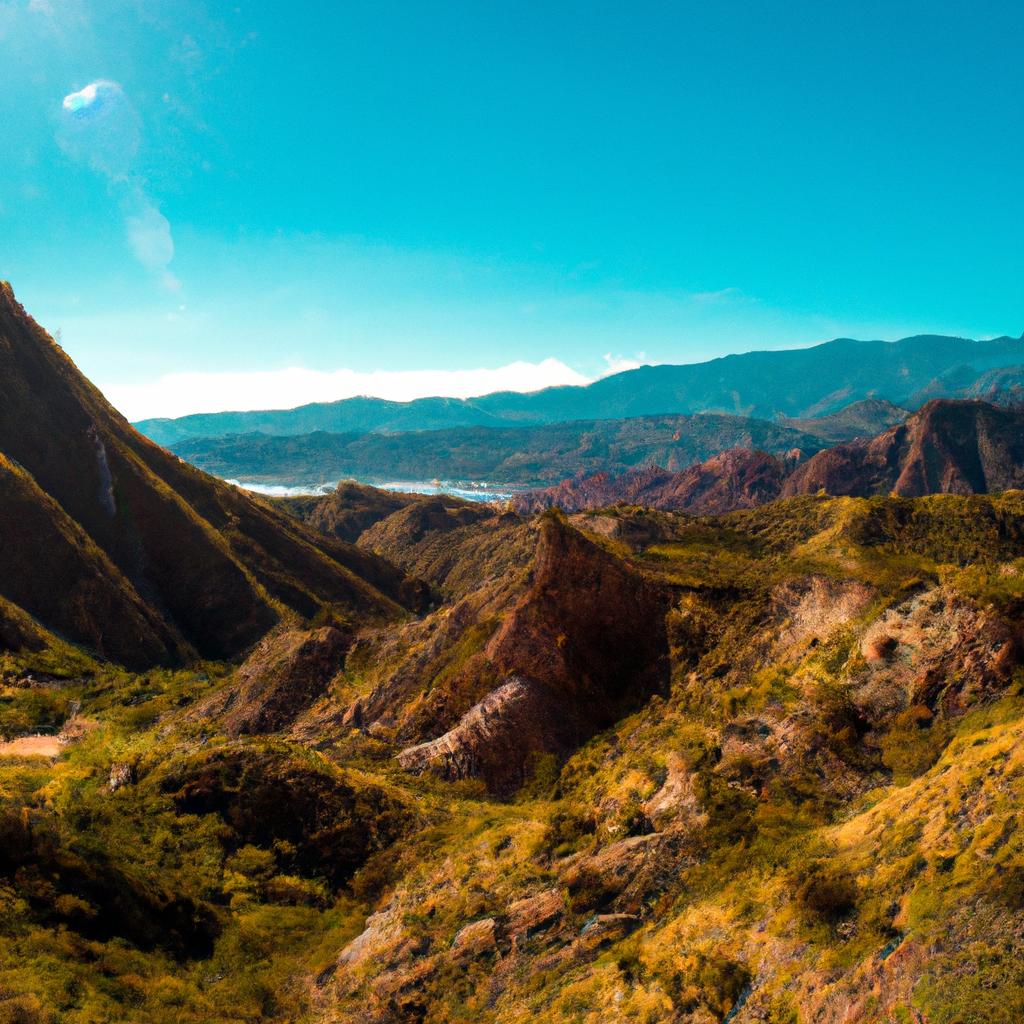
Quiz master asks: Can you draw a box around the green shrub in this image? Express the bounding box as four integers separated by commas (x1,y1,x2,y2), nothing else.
794,861,858,925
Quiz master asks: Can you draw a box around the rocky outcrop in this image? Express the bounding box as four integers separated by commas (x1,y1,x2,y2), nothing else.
514,401,1024,517
513,448,793,515
784,399,1024,498
200,626,350,736
397,515,670,793
852,585,1018,722
396,677,557,784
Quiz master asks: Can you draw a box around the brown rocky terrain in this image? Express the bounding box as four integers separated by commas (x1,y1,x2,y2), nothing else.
514,447,795,515
516,399,1024,516
393,514,670,792
783,398,1024,498
3,284,1024,1023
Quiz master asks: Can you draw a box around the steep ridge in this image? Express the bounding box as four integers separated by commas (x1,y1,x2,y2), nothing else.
784,399,1024,498
135,332,1024,444
0,283,422,668
377,515,670,792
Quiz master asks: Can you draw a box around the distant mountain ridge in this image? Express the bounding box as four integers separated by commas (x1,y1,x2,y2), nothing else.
135,331,1024,445
170,413,827,488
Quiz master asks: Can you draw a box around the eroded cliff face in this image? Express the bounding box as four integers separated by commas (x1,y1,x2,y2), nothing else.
784,399,1024,499
513,448,793,516
389,517,669,792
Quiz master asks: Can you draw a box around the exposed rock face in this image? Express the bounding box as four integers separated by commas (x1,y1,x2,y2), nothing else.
513,448,791,515
852,586,1018,722
771,575,876,657
450,918,498,957
397,516,670,793
513,400,1024,518
201,626,350,736
396,677,554,783
784,399,1024,498
642,752,707,834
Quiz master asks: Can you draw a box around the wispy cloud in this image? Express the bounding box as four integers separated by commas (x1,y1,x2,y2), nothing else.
57,79,179,288
690,286,744,304
106,359,593,421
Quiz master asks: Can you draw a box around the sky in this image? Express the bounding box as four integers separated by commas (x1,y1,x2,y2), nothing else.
1,0,1022,420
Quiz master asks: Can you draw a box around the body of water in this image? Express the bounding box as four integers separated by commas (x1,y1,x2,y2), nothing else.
226,478,517,502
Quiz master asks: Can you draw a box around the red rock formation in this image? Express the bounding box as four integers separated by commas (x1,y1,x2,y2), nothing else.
397,515,669,792
513,448,791,515
784,399,1024,498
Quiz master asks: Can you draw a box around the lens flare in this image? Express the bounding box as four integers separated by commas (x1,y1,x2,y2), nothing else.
62,80,117,115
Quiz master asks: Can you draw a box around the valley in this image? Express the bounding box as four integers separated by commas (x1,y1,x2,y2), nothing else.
1,286,1023,1023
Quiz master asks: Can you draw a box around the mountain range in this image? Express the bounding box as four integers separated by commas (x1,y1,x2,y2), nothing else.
2,283,1024,1024
170,413,829,488
134,331,1024,447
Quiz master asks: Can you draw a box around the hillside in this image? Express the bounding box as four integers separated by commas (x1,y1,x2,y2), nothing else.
779,398,909,441
135,332,1024,446
170,413,825,488
0,283,424,668
784,399,1024,499
2,491,1023,1022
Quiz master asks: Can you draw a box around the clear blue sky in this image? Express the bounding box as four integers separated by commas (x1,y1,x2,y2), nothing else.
1,1,1021,417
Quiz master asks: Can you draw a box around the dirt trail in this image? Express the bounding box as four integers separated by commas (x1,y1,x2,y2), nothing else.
0,734,63,757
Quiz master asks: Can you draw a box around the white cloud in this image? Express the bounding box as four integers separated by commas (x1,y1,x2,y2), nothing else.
601,351,648,376
690,287,743,304
105,358,593,421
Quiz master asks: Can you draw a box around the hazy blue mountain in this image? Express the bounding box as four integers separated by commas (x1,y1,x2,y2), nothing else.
135,333,1024,446
171,413,827,488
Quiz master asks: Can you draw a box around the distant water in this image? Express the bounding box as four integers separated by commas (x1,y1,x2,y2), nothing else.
226,478,516,503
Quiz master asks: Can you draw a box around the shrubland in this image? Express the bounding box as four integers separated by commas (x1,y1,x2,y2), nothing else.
2,493,1024,1022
